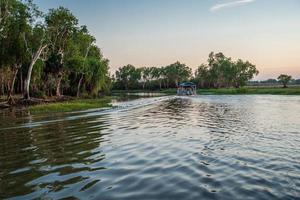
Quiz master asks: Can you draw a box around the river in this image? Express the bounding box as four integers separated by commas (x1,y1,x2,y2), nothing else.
0,95,300,199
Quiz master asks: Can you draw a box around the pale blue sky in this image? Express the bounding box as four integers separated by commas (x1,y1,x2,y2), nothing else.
35,0,300,79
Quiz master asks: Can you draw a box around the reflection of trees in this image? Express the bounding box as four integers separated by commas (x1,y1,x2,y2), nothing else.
161,98,193,120
34,116,105,166
0,113,107,198
0,126,37,198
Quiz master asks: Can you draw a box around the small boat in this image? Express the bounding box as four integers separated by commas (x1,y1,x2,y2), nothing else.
177,82,197,96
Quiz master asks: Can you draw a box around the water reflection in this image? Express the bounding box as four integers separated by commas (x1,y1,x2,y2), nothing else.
0,95,300,199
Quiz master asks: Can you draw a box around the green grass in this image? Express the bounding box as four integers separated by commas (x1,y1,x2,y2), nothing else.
29,97,112,114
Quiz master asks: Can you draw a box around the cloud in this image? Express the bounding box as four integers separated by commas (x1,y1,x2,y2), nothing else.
210,0,255,12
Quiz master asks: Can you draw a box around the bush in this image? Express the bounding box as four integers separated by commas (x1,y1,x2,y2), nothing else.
32,90,46,98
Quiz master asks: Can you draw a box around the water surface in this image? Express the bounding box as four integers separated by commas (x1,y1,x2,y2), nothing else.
1,95,300,199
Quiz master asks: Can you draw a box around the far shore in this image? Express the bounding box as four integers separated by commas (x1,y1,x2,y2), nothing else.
113,86,300,95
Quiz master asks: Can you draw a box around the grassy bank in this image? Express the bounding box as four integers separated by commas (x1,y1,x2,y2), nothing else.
29,97,112,114
113,87,300,95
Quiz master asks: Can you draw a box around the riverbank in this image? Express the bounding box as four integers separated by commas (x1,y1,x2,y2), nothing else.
113,86,300,95
28,97,112,114
0,96,112,113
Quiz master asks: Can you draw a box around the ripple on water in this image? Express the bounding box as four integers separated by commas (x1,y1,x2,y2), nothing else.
0,95,300,199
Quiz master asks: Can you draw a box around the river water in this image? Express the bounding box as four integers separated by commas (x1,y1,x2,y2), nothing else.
0,95,300,199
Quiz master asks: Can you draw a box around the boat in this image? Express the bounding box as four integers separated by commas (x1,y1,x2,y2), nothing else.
177,82,197,96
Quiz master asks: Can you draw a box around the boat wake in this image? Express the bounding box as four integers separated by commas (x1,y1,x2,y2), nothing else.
1,96,175,130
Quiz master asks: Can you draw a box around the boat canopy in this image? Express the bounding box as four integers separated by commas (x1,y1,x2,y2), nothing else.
179,82,196,87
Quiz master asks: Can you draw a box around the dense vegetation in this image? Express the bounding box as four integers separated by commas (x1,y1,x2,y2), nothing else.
113,62,192,90
0,0,111,104
194,52,259,88
113,52,259,90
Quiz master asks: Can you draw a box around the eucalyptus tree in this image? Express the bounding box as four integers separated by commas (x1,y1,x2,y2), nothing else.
140,67,152,89
115,65,141,90
207,52,232,87
195,64,209,88
65,26,95,97
232,59,259,88
45,7,78,97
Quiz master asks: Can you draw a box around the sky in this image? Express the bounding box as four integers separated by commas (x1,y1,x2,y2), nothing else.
35,0,300,80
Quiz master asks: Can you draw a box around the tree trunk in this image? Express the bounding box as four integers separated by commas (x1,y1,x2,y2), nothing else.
159,80,162,90
24,44,47,99
283,84,287,88
77,73,84,98
56,73,63,97
7,65,20,105
20,70,23,94
142,82,145,90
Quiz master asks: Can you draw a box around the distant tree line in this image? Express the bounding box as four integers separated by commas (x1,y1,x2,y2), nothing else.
0,0,111,104
113,62,192,90
249,75,298,88
113,52,259,90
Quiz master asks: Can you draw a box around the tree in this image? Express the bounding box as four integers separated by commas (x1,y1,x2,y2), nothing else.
65,26,95,97
195,64,209,88
277,74,292,88
232,59,259,88
164,61,192,87
194,52,259,88
86,57,110,96
45,7,78,97
140,67,152,89
23,24,48,99
150,67,163,90
115,65,141,90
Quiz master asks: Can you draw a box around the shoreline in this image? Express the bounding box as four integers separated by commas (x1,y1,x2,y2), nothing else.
1,87,300,113
0,96,112,114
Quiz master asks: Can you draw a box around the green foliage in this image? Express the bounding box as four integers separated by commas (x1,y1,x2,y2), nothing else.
114,62,192,90
195,52,259,88
0,0,111,100
115,64,142,90
164,61,192,87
